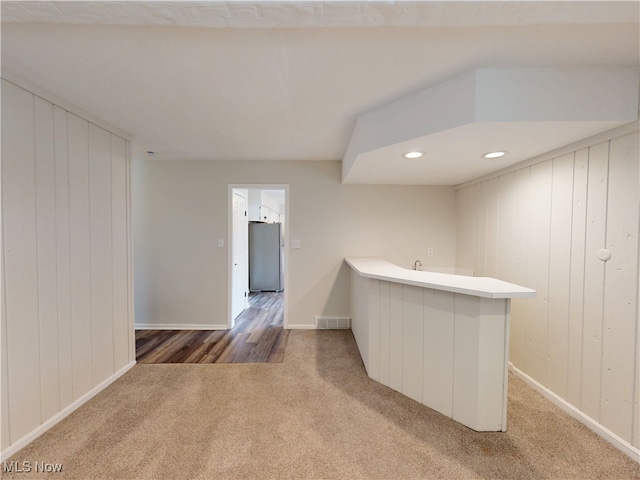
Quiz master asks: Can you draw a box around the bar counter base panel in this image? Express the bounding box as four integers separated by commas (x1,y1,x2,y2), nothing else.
346,257,536,433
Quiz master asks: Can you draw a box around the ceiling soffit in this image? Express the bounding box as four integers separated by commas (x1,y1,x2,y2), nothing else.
342,67,639,186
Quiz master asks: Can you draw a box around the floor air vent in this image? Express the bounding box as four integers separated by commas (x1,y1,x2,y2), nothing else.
315,316,351,329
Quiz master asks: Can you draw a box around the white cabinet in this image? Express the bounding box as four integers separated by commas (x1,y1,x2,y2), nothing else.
248,204,262,222
247,190,282,223
248,204,280,223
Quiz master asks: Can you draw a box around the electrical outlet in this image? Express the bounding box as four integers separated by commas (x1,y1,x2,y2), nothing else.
291,239,301,249
427,247,434,257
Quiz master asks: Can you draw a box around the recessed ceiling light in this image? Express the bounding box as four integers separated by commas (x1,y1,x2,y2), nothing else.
403,151,423,159
483,151,507,159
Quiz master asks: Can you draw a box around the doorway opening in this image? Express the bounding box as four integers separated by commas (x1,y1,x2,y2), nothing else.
228,185,288,330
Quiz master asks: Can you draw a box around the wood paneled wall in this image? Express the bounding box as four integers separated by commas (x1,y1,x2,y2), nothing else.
456,128,639,450
1,79,134,455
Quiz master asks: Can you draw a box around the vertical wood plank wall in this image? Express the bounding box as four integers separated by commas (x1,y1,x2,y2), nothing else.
456,128,639,450
1,79,134,453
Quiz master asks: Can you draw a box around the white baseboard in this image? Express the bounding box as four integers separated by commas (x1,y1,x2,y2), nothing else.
286,324,317,330
1,360,136,462
509,363,640,463
135,323,228,330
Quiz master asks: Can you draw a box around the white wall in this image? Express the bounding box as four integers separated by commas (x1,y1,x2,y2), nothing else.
1,78,135,458
133,160,457,328
456,125,639,455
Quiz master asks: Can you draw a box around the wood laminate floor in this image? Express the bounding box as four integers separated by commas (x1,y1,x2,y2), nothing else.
135,292,289,364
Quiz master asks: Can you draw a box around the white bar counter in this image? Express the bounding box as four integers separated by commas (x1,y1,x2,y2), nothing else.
346,257,536,432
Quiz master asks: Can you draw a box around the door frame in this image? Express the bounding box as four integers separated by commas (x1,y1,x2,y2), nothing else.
230,190,249,323
227,184,289,329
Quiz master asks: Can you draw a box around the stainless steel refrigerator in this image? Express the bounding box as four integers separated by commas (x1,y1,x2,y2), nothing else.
249,222,284,292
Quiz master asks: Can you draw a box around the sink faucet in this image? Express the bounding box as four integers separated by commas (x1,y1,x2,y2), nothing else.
414,259,423,271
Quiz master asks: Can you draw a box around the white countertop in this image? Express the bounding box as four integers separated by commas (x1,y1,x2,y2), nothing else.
345,257,536,299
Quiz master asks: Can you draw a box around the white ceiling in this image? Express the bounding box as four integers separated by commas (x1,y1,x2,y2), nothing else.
2,1,639,185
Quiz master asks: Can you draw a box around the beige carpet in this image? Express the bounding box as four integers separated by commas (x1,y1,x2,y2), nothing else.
4,330,639,479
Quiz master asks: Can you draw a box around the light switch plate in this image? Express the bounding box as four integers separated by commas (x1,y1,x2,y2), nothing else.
218,239,224,247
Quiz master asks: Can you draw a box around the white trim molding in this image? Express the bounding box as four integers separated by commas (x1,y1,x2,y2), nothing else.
135,324,228,331
0,361,136,462
510,363,640,463
227,184,290,330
